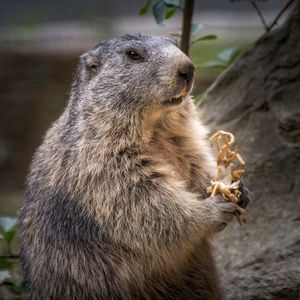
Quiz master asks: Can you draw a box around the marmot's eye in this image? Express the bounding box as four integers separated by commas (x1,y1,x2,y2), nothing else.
126,50,143,61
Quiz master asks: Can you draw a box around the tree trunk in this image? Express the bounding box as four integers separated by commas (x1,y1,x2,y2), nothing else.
198,1,300,299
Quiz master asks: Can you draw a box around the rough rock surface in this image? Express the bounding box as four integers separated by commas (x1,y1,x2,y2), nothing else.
198,2,300,299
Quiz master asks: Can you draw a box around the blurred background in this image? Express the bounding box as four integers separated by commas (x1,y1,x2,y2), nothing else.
0,0,296,298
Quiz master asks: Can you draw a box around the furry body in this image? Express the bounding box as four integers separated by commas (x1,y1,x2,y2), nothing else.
19,34,236,299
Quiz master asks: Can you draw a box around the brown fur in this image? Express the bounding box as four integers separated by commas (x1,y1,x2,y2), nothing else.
141,102,214,195
18,34,236,300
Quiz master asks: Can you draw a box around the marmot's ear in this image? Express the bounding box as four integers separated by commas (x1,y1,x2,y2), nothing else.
80,52,100,72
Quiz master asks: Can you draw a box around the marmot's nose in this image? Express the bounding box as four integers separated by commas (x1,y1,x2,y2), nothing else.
178,62,195,85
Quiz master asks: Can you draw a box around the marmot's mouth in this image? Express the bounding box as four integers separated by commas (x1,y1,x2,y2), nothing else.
163,97,183,106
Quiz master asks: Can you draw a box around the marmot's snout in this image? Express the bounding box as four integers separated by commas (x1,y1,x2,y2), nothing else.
178,61,195,85
160,54,195,106
162,55,195,105
177,60,195,88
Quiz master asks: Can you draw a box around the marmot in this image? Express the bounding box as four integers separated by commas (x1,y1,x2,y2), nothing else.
18,33,240,299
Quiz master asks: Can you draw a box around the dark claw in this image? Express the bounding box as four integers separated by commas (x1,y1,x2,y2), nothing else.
237,179,250,209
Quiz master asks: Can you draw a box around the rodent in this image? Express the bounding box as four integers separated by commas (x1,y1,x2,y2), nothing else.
18,33,238,300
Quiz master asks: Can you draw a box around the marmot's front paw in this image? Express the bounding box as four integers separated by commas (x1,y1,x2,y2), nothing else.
201,195,236,233
237,180,250,209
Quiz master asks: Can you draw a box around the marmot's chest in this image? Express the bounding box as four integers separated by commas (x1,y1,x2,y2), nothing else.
142,106,212,196
147,129,203,189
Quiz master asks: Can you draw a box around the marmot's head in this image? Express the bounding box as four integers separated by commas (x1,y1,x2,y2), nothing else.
74,33,195,116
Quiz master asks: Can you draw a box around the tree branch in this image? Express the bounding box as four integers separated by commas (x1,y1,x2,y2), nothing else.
180,0,194,56
250,1,269,32
268,0,296,31
250,0,296,32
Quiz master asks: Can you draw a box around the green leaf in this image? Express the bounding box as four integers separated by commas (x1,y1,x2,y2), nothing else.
165,7,177,19
191,34,218,45
199,60,227,69
173,22,206,38
0,216,17,233
218,45,243,63
153,0,168,25
139,0,153,16
191,23,207,37
164,0,180,6
3,229,16,243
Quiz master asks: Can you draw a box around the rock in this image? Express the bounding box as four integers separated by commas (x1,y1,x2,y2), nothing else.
198,2,300,299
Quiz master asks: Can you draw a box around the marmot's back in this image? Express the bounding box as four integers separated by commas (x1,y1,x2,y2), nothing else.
18,33,235,300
